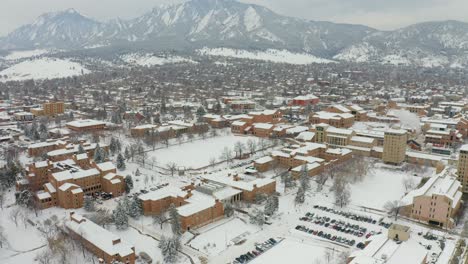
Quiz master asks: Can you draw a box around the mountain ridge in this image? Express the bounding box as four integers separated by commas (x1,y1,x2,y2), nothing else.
1,0,467,67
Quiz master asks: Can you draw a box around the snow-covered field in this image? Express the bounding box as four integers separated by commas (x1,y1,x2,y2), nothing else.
198,48,335,64
189,217,261,255
347,165,427,210
145,134,261,169
3,49,50,61
249,239,332,264
121,53,197,66
0,58,90,81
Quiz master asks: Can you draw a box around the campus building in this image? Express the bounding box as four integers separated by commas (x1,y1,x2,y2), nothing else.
457,145,468,193
382,129,407,165
66,119,106,132
139,185,225,232
19,154,125,210
400,169,463,228
66,213,136,264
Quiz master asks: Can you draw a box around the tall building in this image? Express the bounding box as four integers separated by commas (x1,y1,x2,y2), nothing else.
43,102,64,116
457,144,468,193
382,129,407,165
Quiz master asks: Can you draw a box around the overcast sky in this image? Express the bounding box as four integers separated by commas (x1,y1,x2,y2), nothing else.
1,0,467,36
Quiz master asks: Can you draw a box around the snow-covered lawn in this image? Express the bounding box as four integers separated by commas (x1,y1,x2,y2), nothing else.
198,48,335,64
0,57,90,81
145,134,261,169
189,217,261,256
348,165,427,210
249,239,335,264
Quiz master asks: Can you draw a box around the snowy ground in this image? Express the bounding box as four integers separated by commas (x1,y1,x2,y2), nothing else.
0,57,90,82
144,134,266,169
347,164,430,210
3,49,50,61
189,217,261,256
198,48,335,65
121,53,197,66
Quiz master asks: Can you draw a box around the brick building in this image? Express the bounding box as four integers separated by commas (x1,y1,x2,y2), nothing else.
66,213,136,264
66,119,106,132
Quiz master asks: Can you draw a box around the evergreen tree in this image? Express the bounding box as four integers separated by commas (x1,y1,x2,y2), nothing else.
224,203,234,217
93,144,105,163
295,186,305,204
109,138,117,155
124,175,133,193
264,194,279,216
299,164,311,191
124,147,131,160
169,204,182,236
159,236,180,263
113,201,129,230
84,196,95,212
250,209,265,227
77,144,85,154
117,153,126,170
128,196,143,219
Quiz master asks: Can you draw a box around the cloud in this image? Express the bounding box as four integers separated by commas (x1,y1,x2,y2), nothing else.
0,0,466,36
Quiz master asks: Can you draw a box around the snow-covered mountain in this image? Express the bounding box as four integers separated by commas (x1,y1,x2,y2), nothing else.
1,0,468,67
334,20,468,68
0,0,373,57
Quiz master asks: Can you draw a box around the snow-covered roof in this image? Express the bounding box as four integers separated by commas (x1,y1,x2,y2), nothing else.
460,144,468,152
96,161,116,172
351,136,375,144
285,126,308,134
401,169,461,208
253,123,274,130
349,234,427,264
293,94,318,100
177,191,216,217
138,186,187,201
202,174,275,192
58,182,81,192
255,156,274,164
66,214,134,257
66,119,106,128
295,131,315,141
36,191,51,200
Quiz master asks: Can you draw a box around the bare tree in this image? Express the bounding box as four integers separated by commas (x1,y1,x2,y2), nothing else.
234,141,245,159
384,200,402,220
402,177,417,192
153,210,169,229
315,172,328,192
9,207,21,227
220,146,233,164
332,176,351,208
247,139,257,155
167,162,178,177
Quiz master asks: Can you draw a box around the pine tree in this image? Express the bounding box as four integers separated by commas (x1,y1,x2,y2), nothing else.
250,210,265,227
77,144,85,154
159,236,180,263
224,203,234,217
128,196,142,219
109,138,117,155
124,175,133,193
84,196,95,212
169,204,182,236
299,164,311,191
113,201,129,230
124,147,131,160
264,195,278,216
93,144,104,163
295,186,305,204
117,153,126,170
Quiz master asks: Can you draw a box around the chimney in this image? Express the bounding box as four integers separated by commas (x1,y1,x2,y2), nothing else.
112,238,121,245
